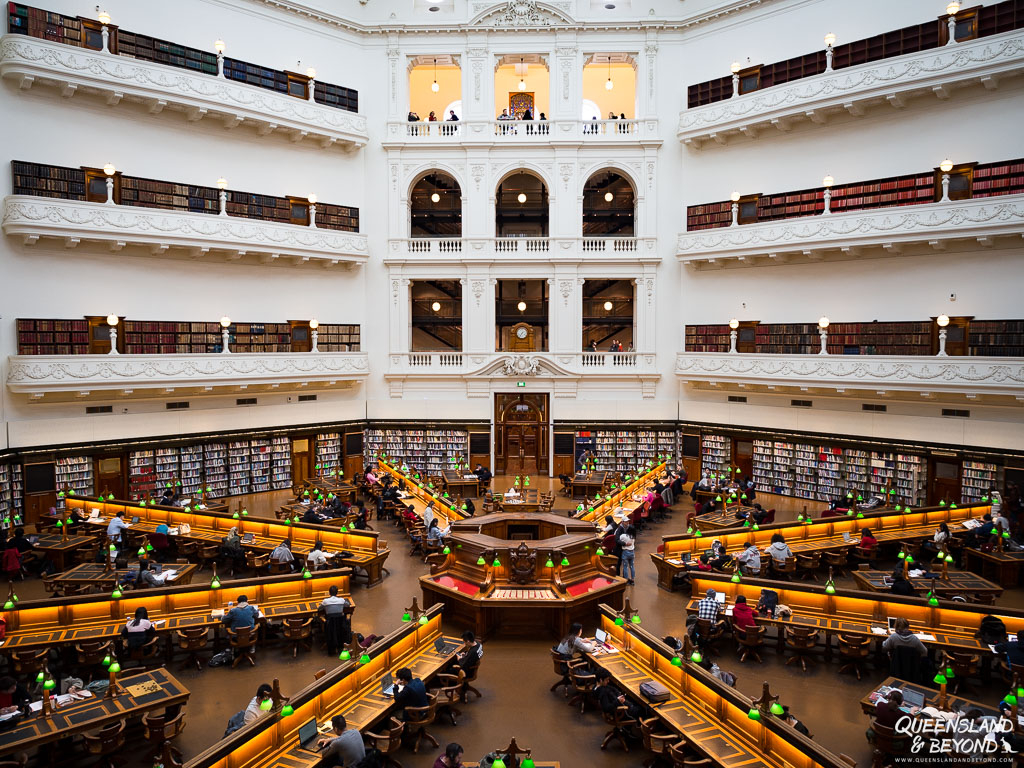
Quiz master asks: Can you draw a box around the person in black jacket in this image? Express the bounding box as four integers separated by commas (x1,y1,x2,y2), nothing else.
595,670,641,720
393,667,429,719
889,568,915,596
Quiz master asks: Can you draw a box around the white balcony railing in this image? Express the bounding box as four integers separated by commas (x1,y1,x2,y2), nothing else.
0,35,368,149
384,118,661,145
676,194,1024,269
678,30,1024,147
2,196,369,268
675,352,1024,398
6,352,370,397
387,237,660,264
389,351,655,375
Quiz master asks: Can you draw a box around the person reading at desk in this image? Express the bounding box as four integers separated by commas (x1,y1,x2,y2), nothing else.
423,503,437,529
0,676,30,717
859,528,878,551
474,464,492,484
223,595,259,631
107,510,129,544
135,561,166,589
696,588,724,624
889,567,915,596
706,539,731,571
867,689,904,743
5,527,40,575
994,629,1024,671
302,505,327,525
449,631,482,700
243,683,274,725
883,618,927,658
735,542,761,576
922,522,951,556
765,533,793,564
393,667,429,718
556,622,595,661
308,540,330,571
121,606,156,652
433,743,465,768
730,594,758,631
426,519,451,546
321,585,352,655
270,539,296,572
316,714,365,767
595,669,643,722
221,527,246,573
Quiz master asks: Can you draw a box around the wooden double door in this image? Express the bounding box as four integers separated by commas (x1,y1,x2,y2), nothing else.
495,393,549,475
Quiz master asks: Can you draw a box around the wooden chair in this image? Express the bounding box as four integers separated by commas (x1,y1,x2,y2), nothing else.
567,664,597,714
867,722,910,768
267,560,292,576
667,741,713,768
640,716,676,767
550,649,579,697
695,618,725,656
824,547,850,578
600,705,636,752
734,625,766,664
227,626,257,667
796,553,820,581
11,648,49,679
784,626,820,672
837,634,871,680
403,691,440,753
83,719,127,768
75,639,115,672
850,546,878,568
246,552,270,577
176,541,198,562
362,717,404,768
282,617,314,658
456,660,482,701
127,636,162,669
174,627,209,671
771,556,797,580
197,544,220,571
41,574,62,597
143,710,186,764
314,669,327,681
941,650,980,695
433,671,465,725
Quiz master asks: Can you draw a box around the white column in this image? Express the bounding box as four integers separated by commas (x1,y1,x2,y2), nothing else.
550,272,579,353
463,272,492,353
552,37,579,121
387,37,403,119
388,273,411,354
465,152,490,239
640,35,658,118
464,38,491,122
634,268,656,352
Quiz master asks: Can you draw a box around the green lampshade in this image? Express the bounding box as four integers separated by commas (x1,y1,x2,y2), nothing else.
895,504,902,511
1003,531,1011,538
695,529,704,537
747,708,761,720
492,760,507,768
630,614,641,624
687,527,693,534
476,556,486,565
137,547,145,557
58,491,65,499
770,701,785,716
401,612,411,622
690,650,702,663
743,520,750,528
933,673,947,685
259,698,273,711
55,520,63,528
211,577,221,589
285,518,291,525
731,572,741,583
545,557,555,568
614,616,625,626
560,556,570,567
939,500,946,507
442,546,451,555
492,558,501,568
102,655,111,666
846,510,854,516
796,514,804,522
43,678,56,690
741,493,748,500
805,518,813,525
825,583,836,594
302,568,312,579
951,502,958,509
945,667,955,678
418,615,429,625
928,596,939,606
303,490,310,496
671,656,682,666
111,587,124,599
1004,694,1018,706
359,653,371,664
1016,686,1024,698
715,495,722,502
846,492,853,499
944,554,954,563
35,671,44,682
595,494,601,501
281,704,294,716
596,548,604,556
232,512,240,519
982,496,990,503
109,662,121,674
339,524,348,532
183,505,191,512
898,551,906,559
139,500,146,507
339,650,351,660
906,556,914,564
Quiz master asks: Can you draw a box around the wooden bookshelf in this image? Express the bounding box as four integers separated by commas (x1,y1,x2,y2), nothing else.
8,3,359,114
686,0,1023,107
11,161,85,200
15,318,89,355
364,428,469,476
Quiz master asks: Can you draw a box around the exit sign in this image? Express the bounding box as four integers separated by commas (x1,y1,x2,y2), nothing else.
517,381,526,387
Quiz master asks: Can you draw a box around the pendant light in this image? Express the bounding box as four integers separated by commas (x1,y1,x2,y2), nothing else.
605,58,614,90
431,58,439,92
518,57,526,91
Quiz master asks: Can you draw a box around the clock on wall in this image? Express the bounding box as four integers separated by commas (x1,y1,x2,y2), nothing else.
507,322,535,351
516,326,528,339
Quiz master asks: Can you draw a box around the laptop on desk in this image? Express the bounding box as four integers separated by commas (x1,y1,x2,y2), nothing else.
842,531,851,543
131,516,140,524
381,672,398,697
900,687,926,710
434,637,458,655
241,533,255,544
297,718,323,752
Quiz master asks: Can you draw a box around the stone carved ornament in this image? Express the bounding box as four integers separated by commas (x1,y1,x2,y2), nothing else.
501,355,541,376
509,542,537,585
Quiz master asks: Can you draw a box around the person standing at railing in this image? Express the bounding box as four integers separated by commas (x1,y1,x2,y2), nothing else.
522,107,533,135
428,111,437,121
408,111,420,121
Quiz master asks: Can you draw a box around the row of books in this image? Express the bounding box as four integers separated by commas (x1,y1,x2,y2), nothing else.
55,456,93,496
364,429,469,475
0,463,24,531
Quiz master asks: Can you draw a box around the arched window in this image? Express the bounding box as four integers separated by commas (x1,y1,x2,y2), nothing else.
410,172,462,237
495,172,549,238
582,171,635,236
443,100,462,120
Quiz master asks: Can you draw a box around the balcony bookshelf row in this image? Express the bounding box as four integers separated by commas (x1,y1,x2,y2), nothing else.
684,318,1024,357
364,428,470,476
11,162,359,232
573,430,678,474
7,3,358,112
687,0,1024,108
15,317,360,355
685,159,1024,231
0,463,24,533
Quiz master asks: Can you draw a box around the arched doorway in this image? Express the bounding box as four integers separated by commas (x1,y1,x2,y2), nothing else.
410,172,462,237
494,393,549,476
583,171,635,235
495,171,548,237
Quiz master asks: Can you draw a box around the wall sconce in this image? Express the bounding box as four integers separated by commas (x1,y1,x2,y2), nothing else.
220,316,232,354
106,314,119,355
817,316,830,355
309,318,319,353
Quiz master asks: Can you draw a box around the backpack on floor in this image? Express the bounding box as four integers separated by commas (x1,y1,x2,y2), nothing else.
208,650,233,667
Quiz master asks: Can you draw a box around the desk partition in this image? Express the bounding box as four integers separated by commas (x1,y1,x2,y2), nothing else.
576,462,667,525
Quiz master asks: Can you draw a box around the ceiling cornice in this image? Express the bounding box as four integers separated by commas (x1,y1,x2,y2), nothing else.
236,0,777,37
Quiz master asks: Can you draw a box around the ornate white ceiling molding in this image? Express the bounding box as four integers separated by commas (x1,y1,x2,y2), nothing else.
470,1,574,28
7,353,369,396
0,35,367,149
676,195,1024,269
675,352,1024,398
2,196,368,269
679,30,1024,147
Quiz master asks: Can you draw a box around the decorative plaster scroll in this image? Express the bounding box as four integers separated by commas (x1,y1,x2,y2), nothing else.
472,280,486,306
502,355,542,376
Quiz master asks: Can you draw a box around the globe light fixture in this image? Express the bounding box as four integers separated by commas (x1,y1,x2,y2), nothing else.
103,163,116,176
517,192,527,204
216,177,228,190
604,191,614,202
604,301,613,311
730,62,741,74
940,158,954,173
517,300,527,311
214,40,225,54
98,10,111,25
431,301,441,312
431,192,440,203
824,32,837,47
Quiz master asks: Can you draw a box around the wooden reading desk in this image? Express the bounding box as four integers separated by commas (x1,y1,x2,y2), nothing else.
1,569,352,653
184,605,457,768
589,604,854,768
860,676,1002,720
695,507,757,530
963,547,1024,588
683,573,1024,666
305,477,358,503
29,531,99,572
652,503,989,591
851,568,1002,598
377,460,467,526
50,561,199,592
0,667,190,756
574,463,668,526
496,489,544,513
62,495,390,586
571,471,608,499
443,470,482,498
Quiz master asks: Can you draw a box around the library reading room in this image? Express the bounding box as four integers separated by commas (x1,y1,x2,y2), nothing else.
1,0,1024,766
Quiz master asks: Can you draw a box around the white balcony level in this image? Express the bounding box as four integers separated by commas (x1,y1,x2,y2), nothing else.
676,194,1024,269
0,35,368,149
6,352,369,397
675,352,1024,400
677,30,1024,148
384,119,661,147
386,352,660,399
386,237,660,265
2,196,369,269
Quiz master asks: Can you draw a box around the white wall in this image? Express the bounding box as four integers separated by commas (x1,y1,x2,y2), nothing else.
2,0,1022,455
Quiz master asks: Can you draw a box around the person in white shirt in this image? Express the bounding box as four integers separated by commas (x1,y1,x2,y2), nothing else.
270,540,295,572
307,541,330,570
423,503,436,529
243,684,274,725
618,525,636,584
106,511,128,543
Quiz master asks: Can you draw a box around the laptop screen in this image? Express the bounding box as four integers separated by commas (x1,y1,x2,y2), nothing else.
433,637,448,654
381,673,393,694
887,617,898,632
242,533,255,544
131,516,140,524
297,718,317,745
901,688,925,709
714,592,726,604
595,628,608,644
842,531,851,542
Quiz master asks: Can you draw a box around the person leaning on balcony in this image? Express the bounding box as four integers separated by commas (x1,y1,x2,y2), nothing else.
447,110,459,121
408,111,420,121
428,111,437,121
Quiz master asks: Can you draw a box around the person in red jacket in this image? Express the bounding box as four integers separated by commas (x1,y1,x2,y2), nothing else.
730,594,759,631
859,528,878,551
